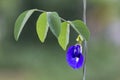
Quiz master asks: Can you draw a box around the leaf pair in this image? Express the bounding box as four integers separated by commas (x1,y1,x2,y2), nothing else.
14,9,90,51
58,20,90,50
14,9,61,40
36,12,61,43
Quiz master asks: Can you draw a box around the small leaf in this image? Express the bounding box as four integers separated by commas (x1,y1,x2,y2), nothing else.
69,20,90,41
58,22,70,50
47,12,61,37
14,9,37,41
36,12,49,43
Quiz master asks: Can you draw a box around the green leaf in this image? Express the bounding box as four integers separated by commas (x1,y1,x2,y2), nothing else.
69,20,90,41
58,22,70,50
14,9,37,41
47,12,61,37
36,12,49,43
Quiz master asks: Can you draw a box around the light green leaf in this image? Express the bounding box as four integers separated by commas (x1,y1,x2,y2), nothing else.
14,9,37,41
69,20,90,41
47,12,61,37
58,22,70,50
36,12,49,43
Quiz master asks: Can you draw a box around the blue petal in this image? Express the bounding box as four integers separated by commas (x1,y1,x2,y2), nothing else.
66,45,84,69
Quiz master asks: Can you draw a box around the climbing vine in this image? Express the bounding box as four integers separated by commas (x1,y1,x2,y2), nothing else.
14,0,90,80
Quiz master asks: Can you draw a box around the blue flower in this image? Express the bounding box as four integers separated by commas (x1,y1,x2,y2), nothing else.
66,44,84,69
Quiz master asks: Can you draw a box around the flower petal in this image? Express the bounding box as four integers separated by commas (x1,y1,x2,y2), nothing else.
66,45,84,69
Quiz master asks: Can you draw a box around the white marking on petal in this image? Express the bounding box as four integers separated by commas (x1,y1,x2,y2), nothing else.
81,46,82,53
76,57,79,62
79,44,82,53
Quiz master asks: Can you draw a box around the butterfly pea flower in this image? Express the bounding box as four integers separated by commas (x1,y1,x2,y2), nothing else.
66,44,84,69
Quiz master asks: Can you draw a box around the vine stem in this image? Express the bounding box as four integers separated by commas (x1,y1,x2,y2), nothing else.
83,41,87,80
82,0,87,80
83,0,87,24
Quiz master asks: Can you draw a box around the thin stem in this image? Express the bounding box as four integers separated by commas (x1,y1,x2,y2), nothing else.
82,0,87,80
83,41,87,80
83,0,87,24
36,9,68,22
61,17,67,22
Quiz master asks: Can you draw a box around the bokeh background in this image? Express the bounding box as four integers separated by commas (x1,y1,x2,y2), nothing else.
0,0,120,80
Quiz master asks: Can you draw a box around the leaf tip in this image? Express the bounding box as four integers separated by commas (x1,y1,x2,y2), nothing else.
60,44,67,51
58,39,67,51
41,39,45,43
14,32,18,41
63,47,67,51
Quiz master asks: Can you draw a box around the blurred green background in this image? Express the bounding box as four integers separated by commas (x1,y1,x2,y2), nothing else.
0,0,120,80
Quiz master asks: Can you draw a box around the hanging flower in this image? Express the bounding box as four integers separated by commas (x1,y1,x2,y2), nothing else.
66,44,84,69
